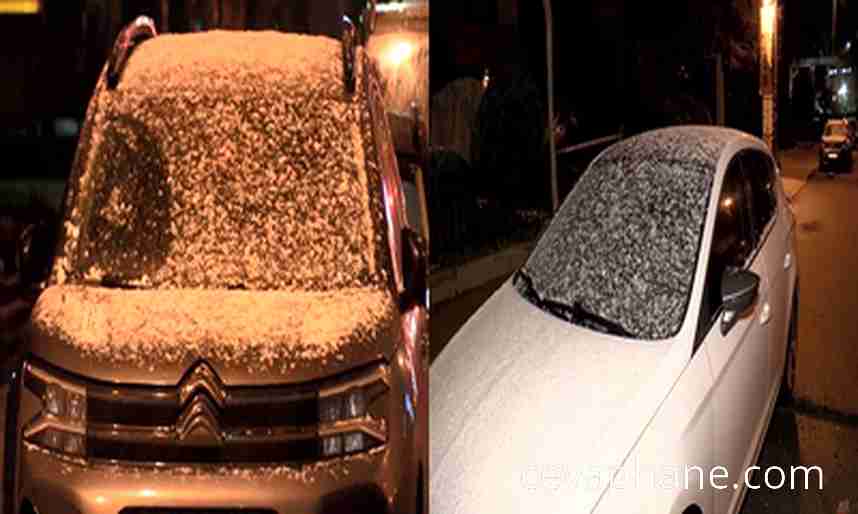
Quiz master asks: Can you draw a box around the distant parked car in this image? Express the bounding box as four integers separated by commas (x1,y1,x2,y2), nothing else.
819,118,853,172
431,126,799,514
5,16,428,514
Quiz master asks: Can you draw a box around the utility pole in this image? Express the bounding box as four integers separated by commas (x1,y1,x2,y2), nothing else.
833,0,838,54
543,0,557,212
760,0,778,152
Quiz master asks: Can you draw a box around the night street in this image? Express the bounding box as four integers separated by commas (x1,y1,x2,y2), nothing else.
431,145,858,512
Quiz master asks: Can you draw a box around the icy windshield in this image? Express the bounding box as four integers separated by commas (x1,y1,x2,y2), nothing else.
520,131,717,340
57,91,388,292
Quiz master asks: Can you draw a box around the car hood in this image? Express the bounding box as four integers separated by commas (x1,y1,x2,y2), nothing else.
27,285,399,386
823,134,848,145
430,281,687,514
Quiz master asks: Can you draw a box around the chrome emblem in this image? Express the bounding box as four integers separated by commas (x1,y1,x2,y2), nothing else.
179,361,227,408
176,362,227,444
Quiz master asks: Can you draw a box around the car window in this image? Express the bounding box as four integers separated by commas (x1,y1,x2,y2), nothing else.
697,158,754,339
57,91,388,292
740,151,777,244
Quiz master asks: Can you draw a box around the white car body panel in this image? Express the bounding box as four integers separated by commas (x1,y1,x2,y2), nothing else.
430,128,798,514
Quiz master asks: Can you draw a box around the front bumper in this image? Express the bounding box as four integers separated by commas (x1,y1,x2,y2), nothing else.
21,445,405,514
14,352,423,514
820,147,850,165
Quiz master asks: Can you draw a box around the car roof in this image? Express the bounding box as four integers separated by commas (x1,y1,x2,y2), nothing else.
594,125,757,179
113,30,354,102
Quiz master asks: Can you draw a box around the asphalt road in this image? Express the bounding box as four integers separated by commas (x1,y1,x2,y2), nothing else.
430,145,858,513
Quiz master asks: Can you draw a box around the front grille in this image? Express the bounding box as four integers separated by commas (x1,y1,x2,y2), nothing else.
83,362,388,464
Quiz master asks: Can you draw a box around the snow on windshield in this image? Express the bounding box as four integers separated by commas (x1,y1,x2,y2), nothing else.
522,128,726,340
54,31,390,292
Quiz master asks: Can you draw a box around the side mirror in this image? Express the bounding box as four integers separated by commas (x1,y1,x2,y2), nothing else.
400,227,427,311
720,268,760,335
18,220,57,289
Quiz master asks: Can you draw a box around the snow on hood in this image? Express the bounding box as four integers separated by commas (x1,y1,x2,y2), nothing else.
31,285,397,374
522,127,736,339
430,282,680,514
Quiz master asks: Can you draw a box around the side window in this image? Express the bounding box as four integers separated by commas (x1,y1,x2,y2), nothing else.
697,160,754,338
741,151,777,244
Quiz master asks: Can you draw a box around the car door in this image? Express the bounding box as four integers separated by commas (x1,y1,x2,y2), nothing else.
698,156,772,514
740,150,791,390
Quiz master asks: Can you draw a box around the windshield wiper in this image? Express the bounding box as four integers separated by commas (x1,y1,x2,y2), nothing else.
97,275,148,290
514,268,634,338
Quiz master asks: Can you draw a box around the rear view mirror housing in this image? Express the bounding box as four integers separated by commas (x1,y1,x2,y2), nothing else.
720,268,760,335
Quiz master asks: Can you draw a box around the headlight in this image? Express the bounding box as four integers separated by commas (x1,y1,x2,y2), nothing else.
23,362,87,458
317,364,388,458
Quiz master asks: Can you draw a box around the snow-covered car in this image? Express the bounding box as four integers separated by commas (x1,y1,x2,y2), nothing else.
431,126,799,514
4,17,428,514
819,118,853,172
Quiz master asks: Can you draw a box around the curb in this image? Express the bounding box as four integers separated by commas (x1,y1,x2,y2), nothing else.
429,241,534,305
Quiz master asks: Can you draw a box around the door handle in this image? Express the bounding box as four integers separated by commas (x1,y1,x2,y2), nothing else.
760,302,771,325
784,252,792,270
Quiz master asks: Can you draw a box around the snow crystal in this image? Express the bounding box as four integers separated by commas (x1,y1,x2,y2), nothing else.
31,285,397,368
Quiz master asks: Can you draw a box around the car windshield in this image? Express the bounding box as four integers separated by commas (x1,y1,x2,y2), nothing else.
825,123,848,137
520,140,714,340
56,91,388,292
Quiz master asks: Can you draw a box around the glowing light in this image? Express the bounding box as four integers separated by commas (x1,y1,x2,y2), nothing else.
721,197,735,209
140,489,157,498
0,0,39,13
839,83,849,97
94,496,107,505
760,0,776,66
385,41,414,68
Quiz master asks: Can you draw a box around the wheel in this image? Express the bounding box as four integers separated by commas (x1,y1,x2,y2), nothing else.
778,286,798,405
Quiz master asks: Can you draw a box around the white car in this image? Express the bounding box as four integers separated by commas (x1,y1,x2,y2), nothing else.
430,126,799,514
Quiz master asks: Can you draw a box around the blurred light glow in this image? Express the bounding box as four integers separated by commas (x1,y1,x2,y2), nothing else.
385,40,414,68
760,0,776,66
0,0,39,13
839,83,849,97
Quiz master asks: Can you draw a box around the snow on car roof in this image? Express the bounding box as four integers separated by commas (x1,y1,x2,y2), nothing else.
523,126,745,340
119,30,348,100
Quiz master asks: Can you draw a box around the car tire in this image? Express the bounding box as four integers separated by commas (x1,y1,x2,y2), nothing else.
778,286,798,406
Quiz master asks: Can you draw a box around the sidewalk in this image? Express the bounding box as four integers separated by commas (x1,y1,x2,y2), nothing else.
430,241,533,305
778,146,817,200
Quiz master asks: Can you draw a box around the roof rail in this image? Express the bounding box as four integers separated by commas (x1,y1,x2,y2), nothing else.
106,16,158,89
342,16,357,95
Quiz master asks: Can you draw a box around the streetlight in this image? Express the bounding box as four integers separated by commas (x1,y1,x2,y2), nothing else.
760,0,778,151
